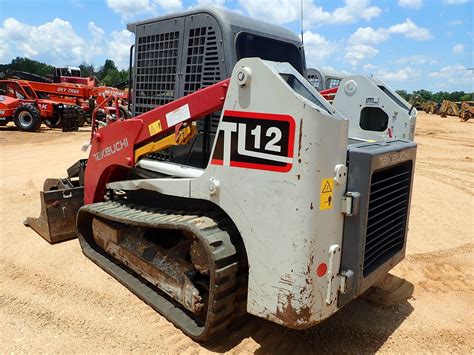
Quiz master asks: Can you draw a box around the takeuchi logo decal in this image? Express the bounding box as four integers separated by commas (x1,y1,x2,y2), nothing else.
93,138,129,161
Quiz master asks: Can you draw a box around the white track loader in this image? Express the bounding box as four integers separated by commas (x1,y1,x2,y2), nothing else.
26,58,417,341
332,75,417,143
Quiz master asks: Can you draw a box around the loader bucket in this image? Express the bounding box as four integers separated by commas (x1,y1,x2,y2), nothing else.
24,178,84,244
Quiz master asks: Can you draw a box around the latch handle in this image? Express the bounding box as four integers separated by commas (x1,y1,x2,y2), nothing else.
341,191,360,216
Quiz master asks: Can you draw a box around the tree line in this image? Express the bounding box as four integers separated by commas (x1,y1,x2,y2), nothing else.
0,57,129,87
396,89,472,103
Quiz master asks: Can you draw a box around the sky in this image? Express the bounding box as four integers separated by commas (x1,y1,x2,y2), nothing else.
0,0,472,92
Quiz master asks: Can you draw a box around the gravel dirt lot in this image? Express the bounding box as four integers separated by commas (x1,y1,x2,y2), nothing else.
1,112,473,353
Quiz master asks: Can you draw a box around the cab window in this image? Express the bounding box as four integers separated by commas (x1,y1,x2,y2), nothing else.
236,33,304,75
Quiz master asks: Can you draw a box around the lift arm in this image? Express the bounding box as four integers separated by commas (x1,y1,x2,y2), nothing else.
84,78,230,204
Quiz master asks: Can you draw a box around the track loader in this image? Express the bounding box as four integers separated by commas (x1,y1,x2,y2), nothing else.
332,76,417,143
26,8,417,342
307,72,417,143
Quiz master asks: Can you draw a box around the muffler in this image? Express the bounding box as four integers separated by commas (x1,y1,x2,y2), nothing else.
24,160,86,244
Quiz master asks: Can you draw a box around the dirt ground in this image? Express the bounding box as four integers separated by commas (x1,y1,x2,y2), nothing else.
1,112,473,353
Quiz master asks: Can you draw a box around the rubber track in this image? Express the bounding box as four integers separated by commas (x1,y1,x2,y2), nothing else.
77,200,243,341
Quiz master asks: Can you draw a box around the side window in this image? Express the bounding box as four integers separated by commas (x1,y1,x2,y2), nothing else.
359,107,388,132
279,73,329,112
236,33,304,75
0,83,7,95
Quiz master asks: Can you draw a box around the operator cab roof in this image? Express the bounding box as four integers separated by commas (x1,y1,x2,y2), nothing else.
127,6,302,47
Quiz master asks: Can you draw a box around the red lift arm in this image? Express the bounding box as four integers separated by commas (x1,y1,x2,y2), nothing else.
84,79,230,204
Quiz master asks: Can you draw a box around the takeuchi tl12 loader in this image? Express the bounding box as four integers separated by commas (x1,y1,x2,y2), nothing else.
26,8,417,341
332,76,417,143
313,74,417,143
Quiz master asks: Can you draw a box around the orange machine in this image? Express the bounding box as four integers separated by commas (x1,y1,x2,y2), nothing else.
0,79,83,131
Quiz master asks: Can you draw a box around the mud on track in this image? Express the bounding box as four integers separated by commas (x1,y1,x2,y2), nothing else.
1,114,473,353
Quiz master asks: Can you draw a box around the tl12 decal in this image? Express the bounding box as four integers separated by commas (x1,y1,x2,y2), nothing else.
211,110,295,172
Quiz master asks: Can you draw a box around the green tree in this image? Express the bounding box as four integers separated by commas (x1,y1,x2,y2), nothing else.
460,93,473,101
432,91,448,103
412,89,433,101
448,91,465,101
97,59,118,80
396,90,410,101
8,57,54,77
79,63,96,77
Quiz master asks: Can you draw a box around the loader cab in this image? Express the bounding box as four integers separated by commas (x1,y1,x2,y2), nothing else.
305,68,344,91
127,7,305,168
54,67,81,78
0,80,37,101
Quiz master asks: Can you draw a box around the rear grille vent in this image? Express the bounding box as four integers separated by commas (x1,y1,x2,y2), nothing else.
363,161,413,276
135,31,180,115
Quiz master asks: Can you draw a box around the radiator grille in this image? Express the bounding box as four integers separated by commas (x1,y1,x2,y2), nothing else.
363,161,413,276
135,31,180,115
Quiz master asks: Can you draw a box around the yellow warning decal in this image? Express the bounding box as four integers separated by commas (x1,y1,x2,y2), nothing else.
148,120,162,136
320,178,334,210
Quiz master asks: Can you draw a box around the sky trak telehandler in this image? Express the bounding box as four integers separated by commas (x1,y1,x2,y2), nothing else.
0,78,129,131
25,8,417,342
0,79,84,131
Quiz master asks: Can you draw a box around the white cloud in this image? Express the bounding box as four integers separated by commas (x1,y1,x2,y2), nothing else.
330,0,381,24
375,66,419,81
106,30,134,69
394,55,436,65
238,0,300,24
237,0,380,26
0,18,90,64
154,0,183,12
0,41,10,63
345,19,431,66
196,0,226,6
452,44,464,53
348,27,389,46
106,0,182,19
398,0,423,9
429,64,472,78
443,0,470,4
106,0,153,19
321,65,351,76
0,17,132,69
387,19,432,40
448,19,464,25
363,63,378,72
302,31,337,66
344,44,379,66
429,64,474,88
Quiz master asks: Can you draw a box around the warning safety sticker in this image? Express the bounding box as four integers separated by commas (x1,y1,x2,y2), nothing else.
320,178,334,210
148,120,162,136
